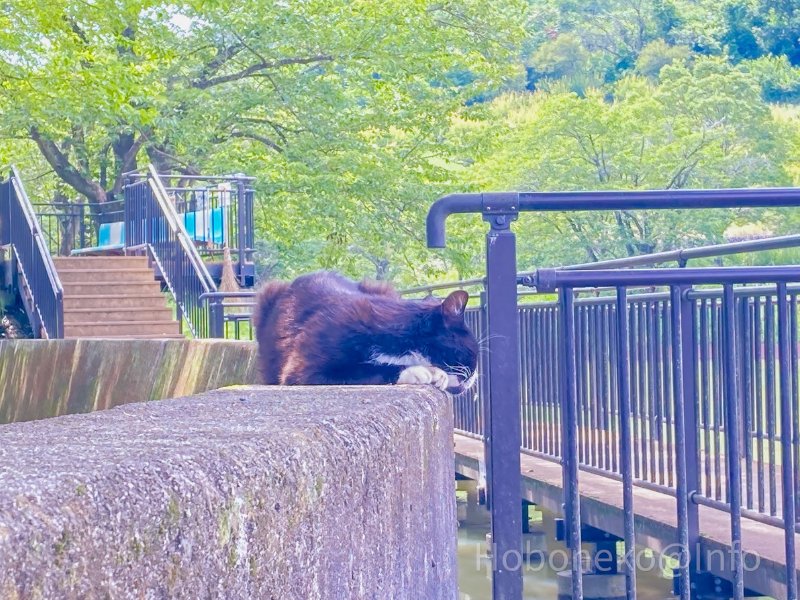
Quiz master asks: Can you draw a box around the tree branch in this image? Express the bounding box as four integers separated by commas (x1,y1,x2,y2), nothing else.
229,130,283,153
29,127,107,204
146,146,202,176
192,54,333,89
111,131,149,194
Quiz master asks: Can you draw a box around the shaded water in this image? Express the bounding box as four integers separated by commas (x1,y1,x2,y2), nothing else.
456,498,674,600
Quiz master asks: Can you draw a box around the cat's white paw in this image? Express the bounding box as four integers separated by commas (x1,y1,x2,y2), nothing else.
397,366,449,391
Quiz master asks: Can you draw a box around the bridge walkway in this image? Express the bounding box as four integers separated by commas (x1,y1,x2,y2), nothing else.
454,434,800,600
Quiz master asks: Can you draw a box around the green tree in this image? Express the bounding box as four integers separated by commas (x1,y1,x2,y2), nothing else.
457,58,792,271
0,0,528,283
634,40,691,78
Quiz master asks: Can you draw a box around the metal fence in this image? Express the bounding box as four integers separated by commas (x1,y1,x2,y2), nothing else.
0,168,63,338
30,200,126,257
426,189,800,600
126,172,255,286
455,285,800,519
123,167,217,338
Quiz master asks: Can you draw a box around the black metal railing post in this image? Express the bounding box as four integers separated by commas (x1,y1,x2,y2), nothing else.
672,285,697,600
210,299,225,338
479,289,490,440
615,288,637,600
482,196,523,599
426,192,523,599
722,285,745,599
78,203,86,249
236,178,247,286
559,285,583,600
1,175,9,245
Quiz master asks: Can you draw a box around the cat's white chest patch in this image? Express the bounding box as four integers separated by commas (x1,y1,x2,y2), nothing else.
369,351,431,367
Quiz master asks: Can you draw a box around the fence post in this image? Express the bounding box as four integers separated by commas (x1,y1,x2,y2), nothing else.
673,285,700,599
482,196,522,600
0,178,8,246
78,203,86,250
236,178,247,287
209,299,225,338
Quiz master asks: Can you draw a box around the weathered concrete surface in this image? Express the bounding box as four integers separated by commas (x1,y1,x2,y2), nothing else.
0,386,456,599
0,339,258,424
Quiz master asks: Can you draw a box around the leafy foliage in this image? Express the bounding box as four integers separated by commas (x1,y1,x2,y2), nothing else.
2,0,800,287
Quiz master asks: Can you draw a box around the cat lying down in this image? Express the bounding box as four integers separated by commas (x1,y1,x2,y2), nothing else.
253,271,478,394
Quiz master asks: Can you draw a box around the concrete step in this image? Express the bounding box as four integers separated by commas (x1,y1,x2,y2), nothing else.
62,282,163,296
64,320,181,337
64,307,174,323
58,269,156,284
63,294,169,310
53,256,149,270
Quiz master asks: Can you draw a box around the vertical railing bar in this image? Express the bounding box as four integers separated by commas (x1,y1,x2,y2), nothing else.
600,304,610,471
532,308,542,452
654,300,666,486
791,293,800,521
722,284,744,600
749,298,758,510
579,305,589,465
542,308,551,455
560,286,583,600
766,295,778,516
638,302,649,481
611,302,620,473
519,309,528,449
553,306,561,459
755,296,766,513
630,303,641,479
740,296,754,510
711,300,729,500
647,301,658,484
776,282,797,600
546,307,553,454
701,298,712,498
664,299,675,488
673,285,695,600
616,287,637,600
539,308,547,454
590,305,601,468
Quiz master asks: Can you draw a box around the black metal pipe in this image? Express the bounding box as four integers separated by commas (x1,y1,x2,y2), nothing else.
615,288,637,600
535,266,800,289
427,188,800,248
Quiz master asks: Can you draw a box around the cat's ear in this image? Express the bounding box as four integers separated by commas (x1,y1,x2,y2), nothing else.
442,290,469,319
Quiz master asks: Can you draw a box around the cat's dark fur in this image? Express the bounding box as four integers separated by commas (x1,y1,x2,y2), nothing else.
253,271,478,393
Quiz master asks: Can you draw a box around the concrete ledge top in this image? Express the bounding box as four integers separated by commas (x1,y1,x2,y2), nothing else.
0,385,456,599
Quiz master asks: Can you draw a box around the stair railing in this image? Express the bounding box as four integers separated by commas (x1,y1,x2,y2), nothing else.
123,165,217,338
0,167,64,338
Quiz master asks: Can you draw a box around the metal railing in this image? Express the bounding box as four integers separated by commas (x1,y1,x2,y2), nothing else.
123,166,217,337
199,291,255,339
0,167,63,338
426,189,800,600
31,200,126,257
125,171,255,286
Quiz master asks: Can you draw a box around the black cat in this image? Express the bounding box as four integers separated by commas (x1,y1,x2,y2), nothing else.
253,271,478,393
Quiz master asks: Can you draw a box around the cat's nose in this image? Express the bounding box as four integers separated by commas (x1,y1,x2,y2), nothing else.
446,374,460,389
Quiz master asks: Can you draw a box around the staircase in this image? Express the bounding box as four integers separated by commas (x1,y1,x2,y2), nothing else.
53,256,184,339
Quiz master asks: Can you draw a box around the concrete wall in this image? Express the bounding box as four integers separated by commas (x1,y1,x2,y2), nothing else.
0,339,258,423
0,386,456,599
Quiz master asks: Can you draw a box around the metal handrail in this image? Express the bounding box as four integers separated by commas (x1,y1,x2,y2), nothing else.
1,167,64,338
426,185,800,600
146,165,216,293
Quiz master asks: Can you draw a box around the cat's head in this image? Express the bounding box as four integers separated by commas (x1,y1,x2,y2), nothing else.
422,290,478,394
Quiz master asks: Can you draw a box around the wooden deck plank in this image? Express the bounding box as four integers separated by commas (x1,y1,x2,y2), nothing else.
454,433,799,600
